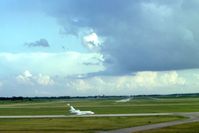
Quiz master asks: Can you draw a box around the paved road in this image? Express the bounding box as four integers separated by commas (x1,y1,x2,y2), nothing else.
98,112,199,133
0,113,174,119
1,112,199,133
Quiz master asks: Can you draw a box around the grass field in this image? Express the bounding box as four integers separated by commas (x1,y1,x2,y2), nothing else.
0,97,199,115
0,97,198,132
138,122,199,133
0,116,183,133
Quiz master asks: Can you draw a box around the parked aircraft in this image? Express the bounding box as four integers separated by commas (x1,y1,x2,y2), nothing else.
67,104,94,115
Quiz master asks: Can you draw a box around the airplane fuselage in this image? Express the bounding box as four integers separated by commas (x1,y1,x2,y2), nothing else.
68,104,94,115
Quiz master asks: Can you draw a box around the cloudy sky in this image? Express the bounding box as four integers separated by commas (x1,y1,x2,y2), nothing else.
0,0,199,96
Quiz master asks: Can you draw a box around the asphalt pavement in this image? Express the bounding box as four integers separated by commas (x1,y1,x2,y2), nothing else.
0,112,199,133
97,112,199,133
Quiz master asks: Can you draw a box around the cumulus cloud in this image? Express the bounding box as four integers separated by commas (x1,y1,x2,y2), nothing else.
37,74,54,86
16,70,54,86
42,0,199,74
1,69,199,96
25,38,50,47
134,71,185,88
83,32,102,51
67,71,186,95
16,70,33,84
2,0,199,96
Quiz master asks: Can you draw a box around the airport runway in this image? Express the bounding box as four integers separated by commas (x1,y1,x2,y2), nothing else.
0,113,175,119
98,112,199,133
0,112,199,133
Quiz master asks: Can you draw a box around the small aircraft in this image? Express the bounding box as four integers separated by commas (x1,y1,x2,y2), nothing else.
67,104,95,115
116,97,131,103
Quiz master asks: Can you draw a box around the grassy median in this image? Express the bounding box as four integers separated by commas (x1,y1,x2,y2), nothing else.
0,97,199,115
0,116,184,133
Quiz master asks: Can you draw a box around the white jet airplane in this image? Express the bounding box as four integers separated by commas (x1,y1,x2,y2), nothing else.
116,97,131,102
67,104,94,115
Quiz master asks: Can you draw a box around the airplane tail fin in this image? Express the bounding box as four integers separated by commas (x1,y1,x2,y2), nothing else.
67,104,76,112
70,106,76,111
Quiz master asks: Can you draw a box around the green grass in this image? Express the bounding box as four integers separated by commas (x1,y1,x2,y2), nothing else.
139,122,199,133
0,116,183,133
0,97,196,132
0,97,199,115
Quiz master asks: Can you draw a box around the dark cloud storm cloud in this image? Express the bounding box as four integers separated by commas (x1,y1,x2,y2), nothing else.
41,0,199,74
25,39,50,47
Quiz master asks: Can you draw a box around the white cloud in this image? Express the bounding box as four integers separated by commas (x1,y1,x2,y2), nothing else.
16,70,33,84
160,71,185,85
68,71,186,95
48,0,199,73
133,71,158,88
1,69,199,96
16,70,54,86
83,32,102,51
37,74,54,86
0,52,104,76
23,70,32,78
132,71,185,88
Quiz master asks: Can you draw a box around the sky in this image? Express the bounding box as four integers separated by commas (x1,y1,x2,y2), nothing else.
0,0,199,96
